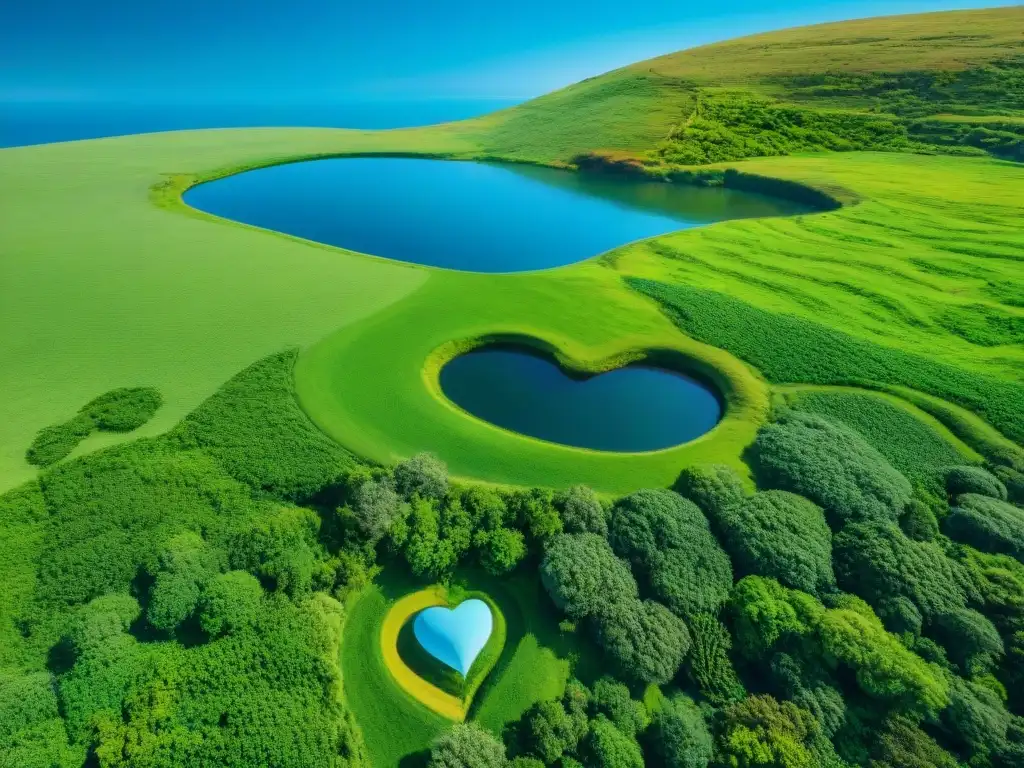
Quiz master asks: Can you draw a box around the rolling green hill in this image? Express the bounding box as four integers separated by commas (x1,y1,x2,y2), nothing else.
478,5,1024,163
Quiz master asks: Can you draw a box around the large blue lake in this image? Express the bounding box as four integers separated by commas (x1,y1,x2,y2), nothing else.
185,157,811,272
439,346,722,451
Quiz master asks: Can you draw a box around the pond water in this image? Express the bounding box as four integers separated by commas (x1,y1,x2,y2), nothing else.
439,346,722,451
184,157,812,272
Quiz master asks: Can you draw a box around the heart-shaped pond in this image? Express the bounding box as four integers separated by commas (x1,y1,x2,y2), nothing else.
439,345,722,451
184,157,815,272
413,599,493,677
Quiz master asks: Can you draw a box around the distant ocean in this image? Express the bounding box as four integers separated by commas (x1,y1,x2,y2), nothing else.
0,99,519,149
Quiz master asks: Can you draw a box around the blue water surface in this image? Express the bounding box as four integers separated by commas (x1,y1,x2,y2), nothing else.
439,346,723,451
185,157,811,271
414,599,493,677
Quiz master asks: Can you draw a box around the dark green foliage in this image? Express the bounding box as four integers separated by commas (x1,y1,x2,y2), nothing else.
229,505,321,596
25,387,162,468
580,716,644,768
173,350,354,500
899,499,939,543
403,496,457,580
993,465,1024,505
673,463,746,517
198,570,263,637
146,532,220,633
25,413,94,467
590,677,648,738
711,490,834,596
36,441,263,609
0,669,80,767
609,489,732,619
647,693,713,768
69,593,369,767
947,494,1024,561
521,699,579,763
788,391,969,490
946,466,1008,501
508,759,545,768
83,387,162,432
628,279,1024,444
540,533,638,619
428,722,507,768
870,717,959,768
593,599,691,685
749,412,913,527
942,677,1013,765
833,521,969,622
395,452,449,501
553,485,607,536
931,607,1003,674
685,612,746,706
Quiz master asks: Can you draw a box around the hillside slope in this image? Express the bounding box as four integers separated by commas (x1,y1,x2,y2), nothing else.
480,6,1024,163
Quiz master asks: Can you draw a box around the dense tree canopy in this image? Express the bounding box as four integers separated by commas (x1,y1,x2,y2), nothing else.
593,599,691,685
394,452,449,501
945,466,1008,501
749,412,913,527
428,723,507,768
610,489,733,618
648,693,713,768
946,493,1024,562
674,463,747,516
711,490,834,595
553,485,607,536
540,533,638,619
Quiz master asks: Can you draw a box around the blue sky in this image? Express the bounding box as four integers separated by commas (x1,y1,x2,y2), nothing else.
0,0,1004,103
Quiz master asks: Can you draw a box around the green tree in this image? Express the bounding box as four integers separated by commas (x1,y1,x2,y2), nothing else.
749,412,913,527
395,452,449,501
945,466,1008,501
610,489,732,619
686,612,746,705
711,490,834,596
405,496,457,580
946,494,1024,562
593,599,691,685
349,476,402,543
229,505,320,596
581,716,644,768
674,463,747,516
146,532,221,633
554,485,607,536
647,693,713,768
898,499,939,542
540,533,638,619
479,527,527,575
716,696,821,768
590,677,648,737
428,722,507,768
507,487,562,545
197,570,263,637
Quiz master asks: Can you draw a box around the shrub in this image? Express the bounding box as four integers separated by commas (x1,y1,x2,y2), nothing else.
145,532,220,633
521,699,578,763
229,505,321,596
899,499,939,542
428,723,507,768
711,490,834,596
833,521,969,621
25,413,94,467
647,693,713,768
993,465,1024,504
870,717,959,768
946,465,1008,501
395,452,449,501
590,677,648,737
540,533,638,619
931,607,1003,674
581,716,644,768
749,412,913,527
593,599,691,685
68,593,141,658
349,477,402,543
716,695,821,768
610,489,732,618
685,612,746,705
507,487,562,544
198,570,263,637
942,677,1012,763
83,387,162,432
479,527,526,575
673,463,746,516
553,485,607,536
946,494,1024,561
173,350,354,500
